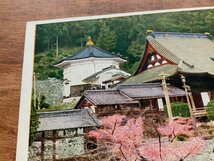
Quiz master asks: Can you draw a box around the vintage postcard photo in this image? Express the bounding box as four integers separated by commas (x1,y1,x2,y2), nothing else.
17,7,214,161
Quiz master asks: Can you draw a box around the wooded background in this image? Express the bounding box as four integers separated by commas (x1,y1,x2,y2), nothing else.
34,10,214,80
0,1,213,160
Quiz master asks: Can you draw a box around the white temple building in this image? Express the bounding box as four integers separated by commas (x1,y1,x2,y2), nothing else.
54,37,130,102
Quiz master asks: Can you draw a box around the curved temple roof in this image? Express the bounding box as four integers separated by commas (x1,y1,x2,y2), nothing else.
55,46,126,67
147,32,214,75
131,32,214,83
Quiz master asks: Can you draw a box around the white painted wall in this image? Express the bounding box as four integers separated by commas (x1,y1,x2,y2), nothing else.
201,92,210,106
62,57,124,97
157,98,164,111
63,58,120,86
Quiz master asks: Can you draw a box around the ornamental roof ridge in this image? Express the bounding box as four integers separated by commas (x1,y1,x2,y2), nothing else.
54,45,126,66
149,32,212,39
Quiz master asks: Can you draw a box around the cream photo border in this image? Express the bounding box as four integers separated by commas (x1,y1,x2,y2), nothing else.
16,6,214,161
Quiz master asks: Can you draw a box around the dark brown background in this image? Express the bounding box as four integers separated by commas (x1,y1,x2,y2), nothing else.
0,0,213,160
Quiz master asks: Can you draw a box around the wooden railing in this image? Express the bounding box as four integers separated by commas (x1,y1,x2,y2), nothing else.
192,107,207,118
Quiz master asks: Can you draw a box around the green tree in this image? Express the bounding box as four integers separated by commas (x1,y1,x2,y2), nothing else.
96,23,116,52
29,98,39,146
206,100,214,120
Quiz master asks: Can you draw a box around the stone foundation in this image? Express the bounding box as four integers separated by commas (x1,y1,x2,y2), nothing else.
28,129,85,160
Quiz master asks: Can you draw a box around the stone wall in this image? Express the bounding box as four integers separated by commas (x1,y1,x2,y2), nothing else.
28,128,85,160
36,78,63,105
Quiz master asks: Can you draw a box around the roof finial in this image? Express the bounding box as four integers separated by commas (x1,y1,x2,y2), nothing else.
146,29,154,34
204,32,210,35
86,36,94,46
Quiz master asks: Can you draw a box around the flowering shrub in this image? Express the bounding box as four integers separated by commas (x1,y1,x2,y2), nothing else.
157,117,195,141
88,114,144,160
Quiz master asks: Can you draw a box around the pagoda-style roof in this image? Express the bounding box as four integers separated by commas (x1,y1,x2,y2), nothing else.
129,32,214,83
37,109,100,131
55,45,126,67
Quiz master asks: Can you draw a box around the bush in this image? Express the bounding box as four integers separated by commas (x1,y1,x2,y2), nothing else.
176,134,189,141
38,100,78,112
164,102,190,118
206,100,214,120
29,98,39,146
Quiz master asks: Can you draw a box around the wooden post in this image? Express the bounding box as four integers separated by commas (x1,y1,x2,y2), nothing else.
52,130,56,161
33,72,37,109
37,92,41,110
180,75,193,118
188,91,196,111
56,35,59,59
41,132,45,161
160,72,173,122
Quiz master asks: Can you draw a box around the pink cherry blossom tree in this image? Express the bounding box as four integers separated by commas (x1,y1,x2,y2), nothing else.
88,114,205,161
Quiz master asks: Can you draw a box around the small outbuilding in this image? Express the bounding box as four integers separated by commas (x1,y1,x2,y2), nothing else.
75,83,186,117
28,109,100,161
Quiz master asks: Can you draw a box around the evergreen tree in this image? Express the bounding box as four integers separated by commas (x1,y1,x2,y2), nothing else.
96,23,116,52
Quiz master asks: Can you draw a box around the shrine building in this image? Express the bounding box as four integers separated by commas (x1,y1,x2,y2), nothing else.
125,31,214,117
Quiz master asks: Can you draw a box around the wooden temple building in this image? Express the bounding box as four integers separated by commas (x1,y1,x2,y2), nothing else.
74,83,186,118
125,32,214,118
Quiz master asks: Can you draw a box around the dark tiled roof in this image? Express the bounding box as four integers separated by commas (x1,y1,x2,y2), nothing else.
55,46,125,65
37,109,100,131
84,90,138,106
75,83,185,107
117,83,185,99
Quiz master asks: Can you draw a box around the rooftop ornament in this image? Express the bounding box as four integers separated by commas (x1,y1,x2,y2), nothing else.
86,36,94,46
204,32,211,35
146,29,154,34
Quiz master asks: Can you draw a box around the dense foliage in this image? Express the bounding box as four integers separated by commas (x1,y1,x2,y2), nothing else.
29,98,39,146
164,102,190,118
35,10,214,80
29,95,50,145
206,100,214,120
38,101,77,112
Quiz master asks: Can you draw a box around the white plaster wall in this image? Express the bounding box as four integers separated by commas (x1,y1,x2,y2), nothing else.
64,83,71,97
63,58,121,86
201,92,210,106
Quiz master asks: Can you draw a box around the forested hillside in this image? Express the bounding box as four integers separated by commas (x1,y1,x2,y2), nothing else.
34,9,214,80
